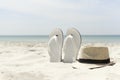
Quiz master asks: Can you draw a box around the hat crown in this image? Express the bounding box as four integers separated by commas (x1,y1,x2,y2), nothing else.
79,46,110,64
80,47,109,60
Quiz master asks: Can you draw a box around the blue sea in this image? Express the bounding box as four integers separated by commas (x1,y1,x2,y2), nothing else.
0,35,120,43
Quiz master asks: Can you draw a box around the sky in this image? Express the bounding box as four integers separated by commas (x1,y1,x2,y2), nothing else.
0,0,120,35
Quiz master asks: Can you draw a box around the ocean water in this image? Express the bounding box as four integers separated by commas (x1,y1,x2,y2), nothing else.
0,35,120,43
0,36,48,42
82,35,120,43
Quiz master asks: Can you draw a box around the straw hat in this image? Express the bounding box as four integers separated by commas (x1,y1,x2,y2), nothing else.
71,45,115,70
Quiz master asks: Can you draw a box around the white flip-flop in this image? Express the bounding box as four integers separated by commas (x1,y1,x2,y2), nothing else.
48,28,63,62
63,28,82,63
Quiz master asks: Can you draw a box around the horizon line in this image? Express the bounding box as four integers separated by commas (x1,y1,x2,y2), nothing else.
0,35,120,36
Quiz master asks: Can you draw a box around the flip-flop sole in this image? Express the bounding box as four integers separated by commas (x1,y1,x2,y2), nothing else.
48,28,63,62
63,28,82,63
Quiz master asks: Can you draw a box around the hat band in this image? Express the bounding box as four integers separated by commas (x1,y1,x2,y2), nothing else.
78,58,110,64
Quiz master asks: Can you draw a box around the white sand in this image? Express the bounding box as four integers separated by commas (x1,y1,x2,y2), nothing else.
0,41,120,80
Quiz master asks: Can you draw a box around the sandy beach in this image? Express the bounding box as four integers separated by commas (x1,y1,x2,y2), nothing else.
0,41,120,80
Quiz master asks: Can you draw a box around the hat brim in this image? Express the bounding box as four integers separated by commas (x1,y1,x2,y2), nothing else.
72,59,115,70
